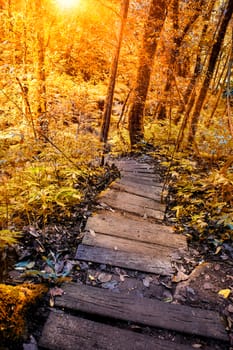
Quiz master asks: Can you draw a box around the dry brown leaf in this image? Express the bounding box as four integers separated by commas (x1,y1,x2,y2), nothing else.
143,276,153,287
97,272,112,283
49,287,64,297
172,271,189,283
89,229,96,237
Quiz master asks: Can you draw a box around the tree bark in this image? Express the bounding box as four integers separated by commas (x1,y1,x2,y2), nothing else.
100,0,129,160
188,0,233,145
174,0,216,125
128,0,167,147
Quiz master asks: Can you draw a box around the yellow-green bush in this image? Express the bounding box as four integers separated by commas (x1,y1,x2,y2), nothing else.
0,283,47,341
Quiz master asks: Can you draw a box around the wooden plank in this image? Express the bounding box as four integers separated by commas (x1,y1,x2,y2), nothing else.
114,160,153,169
121,168,155,174
98,189,165,220
55,283,229,342
85,212,186,249
76,244,173,275
116,177,163,190
82,231,176,256
39,311,194,350
111,181,162,201
120,174,160,185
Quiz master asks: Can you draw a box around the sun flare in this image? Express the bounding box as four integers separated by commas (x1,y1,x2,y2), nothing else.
56,0,80,9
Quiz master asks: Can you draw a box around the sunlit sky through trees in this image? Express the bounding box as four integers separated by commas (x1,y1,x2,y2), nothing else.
56,0,81,10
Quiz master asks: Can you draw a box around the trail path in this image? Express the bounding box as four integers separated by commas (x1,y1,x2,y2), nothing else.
39,158,229,349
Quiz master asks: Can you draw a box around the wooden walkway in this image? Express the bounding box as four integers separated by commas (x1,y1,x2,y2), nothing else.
39,158,229,349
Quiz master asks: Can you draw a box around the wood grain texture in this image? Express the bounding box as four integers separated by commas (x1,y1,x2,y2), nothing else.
55,283,229,342
76,244,173,275
111,181,162,201
85,212,186,249
39,311,195,350
118,174,160,185
98,189,165,220
83,231,173,254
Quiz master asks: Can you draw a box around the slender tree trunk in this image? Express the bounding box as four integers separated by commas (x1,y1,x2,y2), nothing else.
128,0,167,147
188,0,233,144
100,0,129,162
35,0,48,138
157,0,205,121
174,0,216,125
156,0,178,120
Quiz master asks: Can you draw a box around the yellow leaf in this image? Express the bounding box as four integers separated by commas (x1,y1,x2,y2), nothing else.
218,289,231,299
214,246,222,255
88,274,95,281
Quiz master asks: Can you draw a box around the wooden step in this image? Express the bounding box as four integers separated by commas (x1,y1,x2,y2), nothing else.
76,244,173,275
82,231,175,256
39,311,195,350
54,283,228,342
85,211,186,249
98,188,165,220
119,174,160,185
111,181,162,200
114,159,154,169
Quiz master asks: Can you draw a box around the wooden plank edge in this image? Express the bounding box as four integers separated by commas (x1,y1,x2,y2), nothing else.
82,231,179,257
39,311,195,350
55,283,229,342
76,244,174,275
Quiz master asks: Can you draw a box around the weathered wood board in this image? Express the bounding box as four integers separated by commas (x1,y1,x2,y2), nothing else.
121,168,155,174
116,177,162,190
39,311,195,350
111,181,162,201
82,231,175,256
85,211,186,249
98,189,165,220
118,174,160,185
55,283,229,342
76,244,173,275
114,160,154,169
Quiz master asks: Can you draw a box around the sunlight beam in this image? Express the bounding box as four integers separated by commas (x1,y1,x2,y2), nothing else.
56,0,80,10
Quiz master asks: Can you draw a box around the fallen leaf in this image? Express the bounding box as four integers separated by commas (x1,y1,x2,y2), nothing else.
89,229,96,237
101,280,118,290
97,272,112,283
143,276,153,287
163,297,173,303
49,296,54,307
15,260,35,270
119,274,125,282
49,287,64,297
27,262,36,269
215,246,222,255
218,289,231,299
172,271,189,283
88,274,96,281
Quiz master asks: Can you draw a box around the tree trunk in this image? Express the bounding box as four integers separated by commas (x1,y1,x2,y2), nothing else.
128,0,167,148
100,0,129,163
35,0,48,139
100,0,129,144
188,0,233,145
157,0,205,122
174,0,216,125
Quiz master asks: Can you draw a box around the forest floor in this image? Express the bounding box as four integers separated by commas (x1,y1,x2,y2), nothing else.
1,153,233,350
